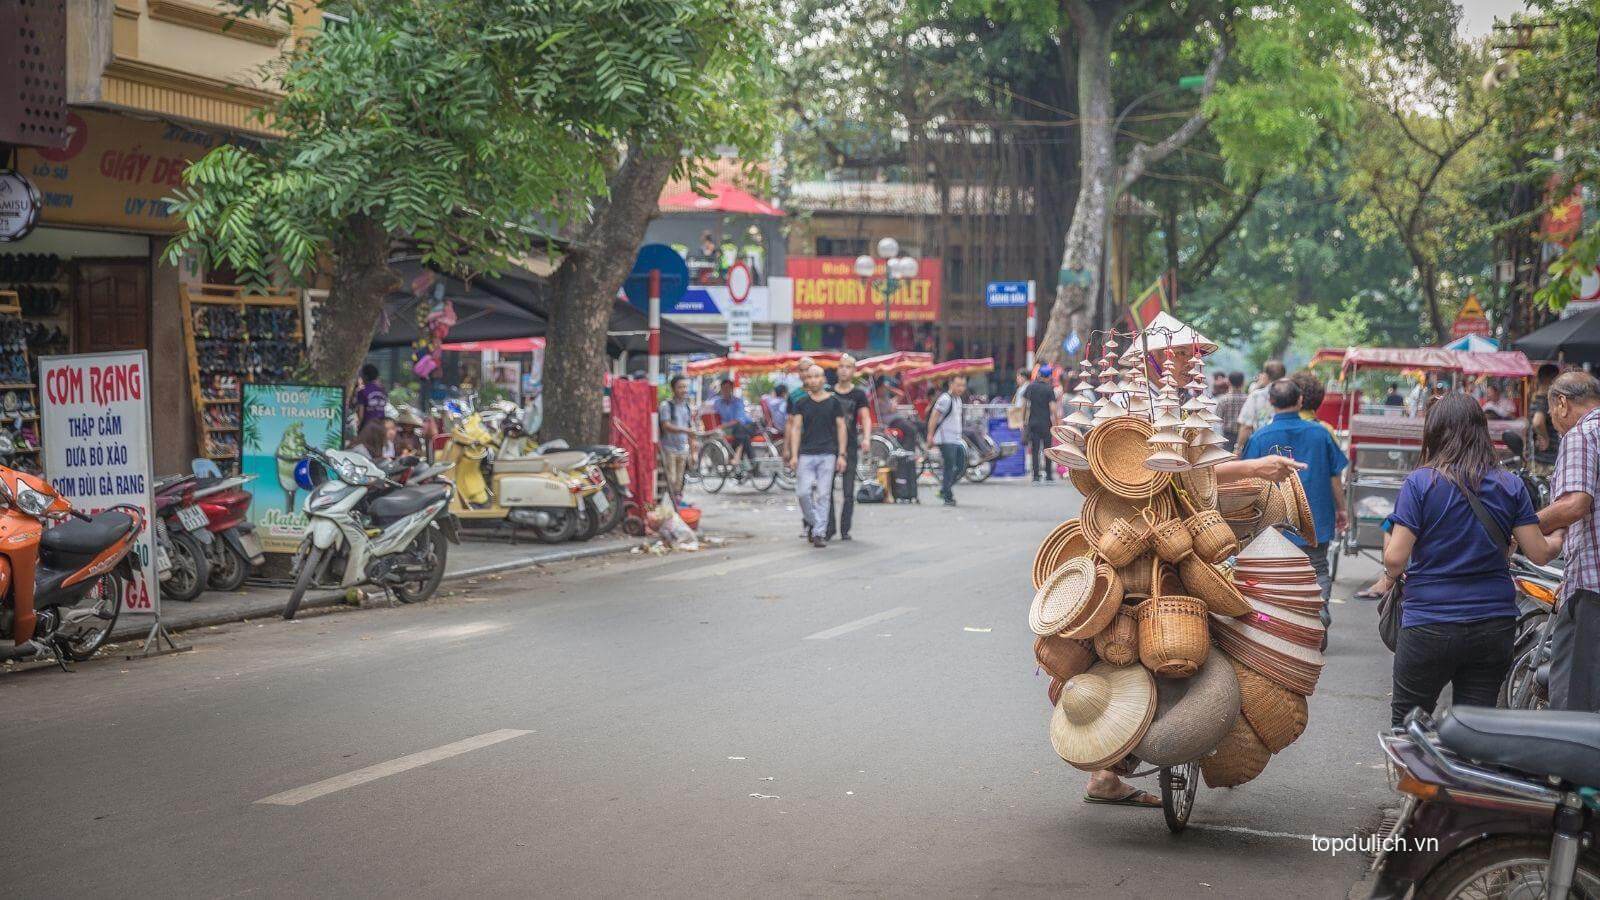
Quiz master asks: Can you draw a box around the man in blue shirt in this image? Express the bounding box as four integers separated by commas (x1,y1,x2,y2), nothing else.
1242,378,1349,628
712,378,755,474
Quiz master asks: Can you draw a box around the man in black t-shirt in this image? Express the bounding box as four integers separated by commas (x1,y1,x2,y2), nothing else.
826,354,874,541
786,365,847,547
1022,365,1059,483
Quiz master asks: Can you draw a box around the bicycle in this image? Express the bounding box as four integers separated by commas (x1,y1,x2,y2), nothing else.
694,427,794,494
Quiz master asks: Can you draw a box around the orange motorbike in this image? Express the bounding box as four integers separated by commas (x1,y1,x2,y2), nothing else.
0,465,145,665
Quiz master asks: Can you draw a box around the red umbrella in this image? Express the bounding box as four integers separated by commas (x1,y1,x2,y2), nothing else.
659,182,784,217
900,357,995,386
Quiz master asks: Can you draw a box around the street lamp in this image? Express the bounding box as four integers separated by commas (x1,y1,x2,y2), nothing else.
855,237,919,350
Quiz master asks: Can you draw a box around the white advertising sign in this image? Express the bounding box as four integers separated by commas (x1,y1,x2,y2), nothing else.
726,307,754,344
39,351,159,616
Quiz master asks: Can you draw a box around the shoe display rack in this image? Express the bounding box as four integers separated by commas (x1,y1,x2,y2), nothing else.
0,289,43,469
179,284,306,473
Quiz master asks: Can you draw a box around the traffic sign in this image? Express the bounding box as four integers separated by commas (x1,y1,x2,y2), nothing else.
726,261,752,303
1450,293,1490,339
623,243,690,311
986,281,1030,308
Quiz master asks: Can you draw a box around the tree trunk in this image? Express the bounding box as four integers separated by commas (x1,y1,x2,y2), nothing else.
1039,3,1120,363
541,144,681,444
1419,260,1445,342
309,213,396,389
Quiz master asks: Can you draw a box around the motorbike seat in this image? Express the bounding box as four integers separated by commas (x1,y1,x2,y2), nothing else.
369,484,448,524
40,510,135,567
154,474,194,493
1437,706,1600,788
494,457,559,474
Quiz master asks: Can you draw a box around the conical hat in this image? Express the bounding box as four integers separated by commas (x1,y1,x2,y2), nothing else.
1049,663,1157,771
1236,526,1308,562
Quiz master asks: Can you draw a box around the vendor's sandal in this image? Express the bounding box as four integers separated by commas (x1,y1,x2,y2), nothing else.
1354,588,1384,600
1083,788,1160,808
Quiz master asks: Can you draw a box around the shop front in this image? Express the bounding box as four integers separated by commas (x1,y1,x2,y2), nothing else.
786,255,942,355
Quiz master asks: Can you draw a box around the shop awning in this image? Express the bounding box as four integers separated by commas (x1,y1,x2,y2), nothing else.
1315,346,1534,378
857,351,933,376
684,351,841,377
901,357,995,386
1513,308,1600,364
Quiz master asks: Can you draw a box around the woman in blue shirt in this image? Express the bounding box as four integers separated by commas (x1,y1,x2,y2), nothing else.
1382,392,1557,726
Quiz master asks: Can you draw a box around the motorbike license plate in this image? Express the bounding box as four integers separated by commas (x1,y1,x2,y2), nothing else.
239,529,265,562
155,541,172,578
177,505,209,532
592,490,610,514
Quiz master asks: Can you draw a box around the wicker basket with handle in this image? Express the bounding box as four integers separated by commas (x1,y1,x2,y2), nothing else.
1179,490,1239,565
1134,595,1210,678
1081,488,1175,547
1116,552,1156,599
1096,517,1151,569
1092,605,1140,666
1144,507,1193,563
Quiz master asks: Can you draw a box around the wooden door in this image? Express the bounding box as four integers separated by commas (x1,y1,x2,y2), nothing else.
74,258,150,352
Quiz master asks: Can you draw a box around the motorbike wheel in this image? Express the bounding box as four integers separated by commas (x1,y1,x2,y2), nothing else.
55,572,124,661
570,497,602,542
528,509,578,544
162,531,211,602
697,441,729,494
964,456,994,483
867,433,896,474
597,475,627,534
207,539,250,592
283,544,324,620
392,527,448,604
1414,835,1600,900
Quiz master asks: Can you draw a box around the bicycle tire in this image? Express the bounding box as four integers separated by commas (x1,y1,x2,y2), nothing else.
698,441,729,494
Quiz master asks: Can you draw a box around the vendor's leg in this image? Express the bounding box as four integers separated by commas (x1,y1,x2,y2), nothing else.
1302,541,1332,625
1085,769,1159,805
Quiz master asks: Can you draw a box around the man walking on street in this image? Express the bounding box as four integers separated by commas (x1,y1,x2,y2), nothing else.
787,365,847,548
827,355,873,541
658,375,697,507
1235,359,1286,450
1214,371,1246,449
1241,379,1348,638
1023,365,1059,483
1537,371,1600,711
927,375,968,507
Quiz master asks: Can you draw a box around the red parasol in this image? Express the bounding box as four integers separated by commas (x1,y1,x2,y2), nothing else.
684,351,841,377
856,351,933,376
900,357,996,386
658,182,784,217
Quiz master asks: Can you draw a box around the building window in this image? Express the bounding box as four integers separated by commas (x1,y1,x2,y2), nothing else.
816,236,868,258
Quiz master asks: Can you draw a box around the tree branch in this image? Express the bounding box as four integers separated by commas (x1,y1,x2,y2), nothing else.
1180,171,1267,289
1120,41,1227,188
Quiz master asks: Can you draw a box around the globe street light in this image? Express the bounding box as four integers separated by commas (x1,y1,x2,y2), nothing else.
855,239,919,350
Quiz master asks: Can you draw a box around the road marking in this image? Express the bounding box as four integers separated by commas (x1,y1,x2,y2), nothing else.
1187,823,1317,842
803,606,915,640
255,729,533,807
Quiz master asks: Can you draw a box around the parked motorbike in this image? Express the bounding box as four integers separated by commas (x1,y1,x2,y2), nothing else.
193,475,266,592
541,439,628,535
282,447,459,620
0,465,144,664
440,405,605,544
1371,707,1600,899
1499,553,1564,710
153,475,211,602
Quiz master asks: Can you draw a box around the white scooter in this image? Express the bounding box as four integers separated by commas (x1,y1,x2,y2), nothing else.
282,448,460,620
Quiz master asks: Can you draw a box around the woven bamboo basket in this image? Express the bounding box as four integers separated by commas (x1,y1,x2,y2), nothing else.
1048,676,1065,706
1177,467,1218,510
1096,517,1151,568
1029,557,1097,636
1228,655,1310,753
1060,562,1125,640
1178,556,1252,617
1116,553,1155,599
1035,634,1095,682
1155,562,1185,598
1144,507,1193,563
1068,465,1100,496
1216,477,1272,516
1178,490,1238,564
1032,519,1092,590
1261,482,1291,527
1086,417,1173,500
1134,595,1210,678
1287,475,1317,548
1200,714,1272,788
1080,488,1175,547
1092,606,1140,666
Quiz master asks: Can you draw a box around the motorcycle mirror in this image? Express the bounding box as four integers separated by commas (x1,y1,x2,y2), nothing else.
1502,430,1524,457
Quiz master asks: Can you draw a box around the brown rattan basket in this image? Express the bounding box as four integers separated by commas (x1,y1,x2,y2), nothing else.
1179,491,1239,564
1032,519,1092,590
1035,634,1095,682
1029,557,1097,636
1086,417,1173,500
1199,714,1272,788
1178,556,1253,617
1068,465,1100,496
1134,595,1210,678
1092,606,1140,666
1177,467,1218,510
1116,553,1156,599
1287,475,1317,548
1060,562,1125,639
1216,477,1272,516
1096,516,1152,569
1145,507,1193,563
1261,482,1291,527
1228,655,1310,752
1081,488,1175,548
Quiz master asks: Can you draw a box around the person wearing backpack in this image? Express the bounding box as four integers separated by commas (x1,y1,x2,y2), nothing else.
1381,392,1558,726
926,375,968,507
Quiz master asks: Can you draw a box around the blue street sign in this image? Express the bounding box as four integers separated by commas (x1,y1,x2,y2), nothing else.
623,243,690,311
1063,331,1082,356
986,281,1030,308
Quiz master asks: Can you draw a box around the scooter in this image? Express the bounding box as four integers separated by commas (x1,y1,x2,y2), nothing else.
0,465,144,664
1372,707,1600,898
282,447,459,620
193,475,266,592
440,407,605,544
153,475,210,602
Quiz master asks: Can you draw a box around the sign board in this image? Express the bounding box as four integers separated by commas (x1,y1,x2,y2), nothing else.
787,256,942,322
727,261,752,303
726,307,754,344
1450,294,1490,339
985,281,1030,309
39,350,157,615
239,384,344,554
0,170,41,242
623,243,690,311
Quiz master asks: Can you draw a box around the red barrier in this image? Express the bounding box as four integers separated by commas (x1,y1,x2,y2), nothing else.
609,378,658,511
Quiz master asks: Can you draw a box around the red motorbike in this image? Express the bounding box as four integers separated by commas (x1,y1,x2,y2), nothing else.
193,475,266,592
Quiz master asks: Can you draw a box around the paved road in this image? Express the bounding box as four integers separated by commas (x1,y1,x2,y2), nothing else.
0,480,1395,898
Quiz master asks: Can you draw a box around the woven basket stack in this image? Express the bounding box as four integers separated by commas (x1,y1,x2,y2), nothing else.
1030,321,1323,790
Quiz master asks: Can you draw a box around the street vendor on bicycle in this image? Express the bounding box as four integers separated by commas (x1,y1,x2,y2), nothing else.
712,378,756,477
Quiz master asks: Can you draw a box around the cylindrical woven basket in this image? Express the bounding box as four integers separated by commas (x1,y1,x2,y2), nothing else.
1228,655,1310,752
1200,714,1272,788
1134,596,1210,678
1096,517,1151,568
1029,557,1097,636
1032,519,1092,590
1155,562,1185,598
1086,417,1173,500
1116,553,1156,599
1092,606,1140,666
1060,562,1125,639
1178,556,1252,617
1036,634,1095,682
1145,507,1193,563
1184,504,1239,564
1081,489,1175,548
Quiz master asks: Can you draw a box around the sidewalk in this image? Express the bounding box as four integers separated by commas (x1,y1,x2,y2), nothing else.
110,533,640,641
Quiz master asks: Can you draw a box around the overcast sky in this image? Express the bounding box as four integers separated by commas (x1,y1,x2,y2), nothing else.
1459,0,1525,36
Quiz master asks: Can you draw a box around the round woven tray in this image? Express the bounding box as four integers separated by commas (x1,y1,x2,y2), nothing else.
1032,519,1092,590
1060,562,1125,639
1092,606,1140,666
1030,557,1097,636
1177,467,1218,510
1178,556,1252,617
1081,488,1175,548
1216,477,1272,516
1228,655,1310,752
1200,714,1272,788
1086,417,1173,500
1068,465,1100,496
1134,595,1210,678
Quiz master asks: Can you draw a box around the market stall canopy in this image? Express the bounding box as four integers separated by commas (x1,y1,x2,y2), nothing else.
857,350,933,376
900,357,996,386
1454,350,1533,378
658,182,784,217
1512,308,1600,365
684,351,842,378
1314,346,1532,378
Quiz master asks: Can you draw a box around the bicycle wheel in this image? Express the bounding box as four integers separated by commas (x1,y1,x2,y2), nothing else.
867,433,896,475
697,441,730,494
1161,762,1199,834
751,456,780,492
